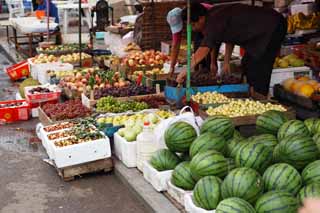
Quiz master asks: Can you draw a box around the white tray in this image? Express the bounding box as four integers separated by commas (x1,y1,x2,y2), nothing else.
167,180,193,207
114,133,137,168
143,161,172,192
46,134,111,168
184,194,216,213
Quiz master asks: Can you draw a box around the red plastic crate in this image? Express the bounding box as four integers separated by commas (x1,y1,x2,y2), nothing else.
0,100,30,123
5,60,30,81
24,86,62,105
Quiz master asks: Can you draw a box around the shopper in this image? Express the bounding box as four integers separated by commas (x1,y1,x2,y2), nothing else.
176,3,287,99
299,198,320,213
35,0,59,24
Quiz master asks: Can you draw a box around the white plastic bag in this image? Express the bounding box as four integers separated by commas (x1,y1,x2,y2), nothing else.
154,106,200,150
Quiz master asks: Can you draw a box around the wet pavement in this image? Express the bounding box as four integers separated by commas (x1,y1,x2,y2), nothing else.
0,33,149,213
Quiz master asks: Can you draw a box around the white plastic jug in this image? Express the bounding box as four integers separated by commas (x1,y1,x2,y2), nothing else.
136,122,157,172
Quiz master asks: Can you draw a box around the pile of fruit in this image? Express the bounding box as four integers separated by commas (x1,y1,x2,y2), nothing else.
191,92,230,104
273,54,304,68
133,68,165,76
43,122,76,132
136,96,168,108
59,53,91,64
123,50,169,68
124,42,140,52
28,87,52,94
32,54,58,64
0,102,27,108
190,69,241,86
206,99,286,117
149,112,320,212
93,84,156,100
37,44,88,54
42,100,91,120
96,96,149,113
287,12,320,34
282,76,320,98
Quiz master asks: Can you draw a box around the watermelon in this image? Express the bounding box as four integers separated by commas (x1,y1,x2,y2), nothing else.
262,163,302,195
273,144,281,163
233,130,244,140
298,182,320,204
221,167,264,204
255,191,298,213
226,137,246,157
227,158,237,172
189,132,226,159
216,198,256,213
150,149,180,171
235,142,273,174
190,150,228,181
278,134,319,170
200,116,235,140
256,110,288,135
171,162,196,190
229,140,248,159
313,120,320,135
193,176,222,210
165,122,197,153
305,118,319,135
302,160,320,185
277,120,310,141
250,134,278,148
313,133,320,152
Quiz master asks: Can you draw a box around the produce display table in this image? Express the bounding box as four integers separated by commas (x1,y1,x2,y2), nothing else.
9,17,59,57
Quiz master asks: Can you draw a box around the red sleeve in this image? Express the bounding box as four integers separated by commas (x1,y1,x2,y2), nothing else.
172,32,182,46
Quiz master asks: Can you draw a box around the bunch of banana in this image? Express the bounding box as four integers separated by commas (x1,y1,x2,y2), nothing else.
287,12,320,34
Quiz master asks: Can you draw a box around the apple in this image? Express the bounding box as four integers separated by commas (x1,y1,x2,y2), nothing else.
128,59,135,67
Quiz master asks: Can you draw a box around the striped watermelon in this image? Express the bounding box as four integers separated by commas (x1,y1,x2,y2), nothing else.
190,150,228,181
302,160,320,185
262,163,302,195
278,134,319,170
165,122,197,153
256,110,288,135
150,149,180,171
233,130,244,140
255,191,298,213
171,162,196,190
235,143,273,174
229,140,248,159
200,116,235,140
227,158,237,172
298,182,320,204
313,133,320,152
216,198,256,213
189,132,226,159
226,137,246,157
250,134,278,148
277,120,310,141
273,144,281,163
221,167,264,204
305,118,319,135
193,176,222,210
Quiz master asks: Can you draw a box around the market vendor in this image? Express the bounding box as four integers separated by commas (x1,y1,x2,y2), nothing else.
30,0,59,24
176,3,287,98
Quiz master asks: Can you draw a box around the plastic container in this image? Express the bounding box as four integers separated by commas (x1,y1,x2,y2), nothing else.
136,122,157,172
167,180,193,207
143,161,173,192
269,66,312,96
114,133,137,168
38,63,74,85
0,100,30,123
24,84,62,105
184,194,215,213
5,60,30,81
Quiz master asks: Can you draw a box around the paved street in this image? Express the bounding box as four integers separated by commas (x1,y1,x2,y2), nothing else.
0,27,149,213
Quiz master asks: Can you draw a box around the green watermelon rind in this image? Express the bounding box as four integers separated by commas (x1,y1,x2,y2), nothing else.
171,161,196,190
277,120,310,141
302,160,320,185
150,149,181,171
216,197,256,213
298,182,320,204
200,116,235,140
256,110,288,135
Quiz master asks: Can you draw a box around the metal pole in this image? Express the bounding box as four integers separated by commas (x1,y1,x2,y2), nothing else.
79,0,82,67
186,0,191,102
47,0,49,42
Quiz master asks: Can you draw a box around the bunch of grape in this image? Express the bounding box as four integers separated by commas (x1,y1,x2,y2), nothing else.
96,96,149,113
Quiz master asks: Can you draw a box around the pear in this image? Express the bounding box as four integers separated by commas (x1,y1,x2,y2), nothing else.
278,59,289,68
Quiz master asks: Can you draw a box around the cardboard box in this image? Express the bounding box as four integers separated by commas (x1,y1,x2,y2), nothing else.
290,3,316,15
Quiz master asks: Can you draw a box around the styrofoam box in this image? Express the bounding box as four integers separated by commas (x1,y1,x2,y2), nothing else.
167,180,193,207
290,3,316,15
15,92,23,100
114,133,137,168
38,63,74,85
143,161,173,192
269,66,312,96
46,134,111,168
184,194,216,213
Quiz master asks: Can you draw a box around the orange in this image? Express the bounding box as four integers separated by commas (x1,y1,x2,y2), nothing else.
290,81,304,93
298,84,315,97
297,76,310,81
282,78,295,91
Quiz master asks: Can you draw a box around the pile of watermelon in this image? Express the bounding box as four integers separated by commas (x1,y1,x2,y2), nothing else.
149,111,320,212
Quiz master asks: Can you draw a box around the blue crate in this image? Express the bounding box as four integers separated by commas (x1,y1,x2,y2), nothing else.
164,84,249,103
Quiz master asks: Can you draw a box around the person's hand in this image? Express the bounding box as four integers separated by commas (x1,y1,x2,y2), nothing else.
299,199,320,213
210,62,218,77
223,62,231,76
176,70,187,84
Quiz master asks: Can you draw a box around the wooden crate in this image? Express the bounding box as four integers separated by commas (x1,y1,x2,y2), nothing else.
55,158,114,181
199,104,296,126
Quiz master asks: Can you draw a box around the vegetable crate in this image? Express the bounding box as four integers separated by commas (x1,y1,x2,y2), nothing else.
5,60,30,81
0,100,30,123
24,85,61,107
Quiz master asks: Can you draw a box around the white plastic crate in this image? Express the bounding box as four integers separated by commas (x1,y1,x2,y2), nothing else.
143,161,173,192
114,133,137,168
184,194,216,213
269,66,312,96
46,134,111,168
38,63,74,85
167,180,193,207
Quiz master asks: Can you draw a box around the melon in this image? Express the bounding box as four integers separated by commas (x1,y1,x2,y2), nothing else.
277,120,310,141
302,160,320,185
256,110,288,135
200,116,234,140
171,162,196,190
150,149,180,171
298,182,320,204
216,197,255,213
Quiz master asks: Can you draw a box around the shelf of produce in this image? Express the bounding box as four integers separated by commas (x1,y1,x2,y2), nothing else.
198,104,296,126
